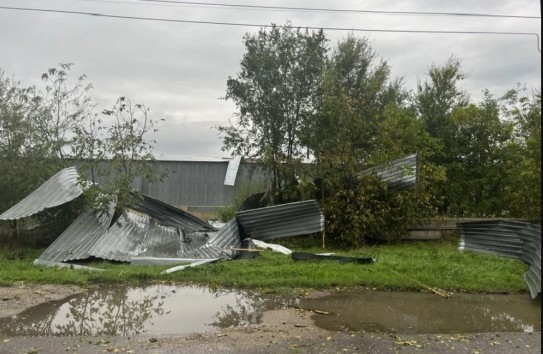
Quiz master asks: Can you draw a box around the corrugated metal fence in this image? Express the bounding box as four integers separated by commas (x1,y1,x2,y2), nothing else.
457,220,541,298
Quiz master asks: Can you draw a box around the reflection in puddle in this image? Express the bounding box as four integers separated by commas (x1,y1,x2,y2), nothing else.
299,291,541,334
0,286,540,336
0,285,282,336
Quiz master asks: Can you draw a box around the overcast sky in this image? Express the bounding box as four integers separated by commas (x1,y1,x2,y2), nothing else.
0,0,540,158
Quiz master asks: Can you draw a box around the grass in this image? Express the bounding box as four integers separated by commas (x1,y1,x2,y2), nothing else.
0,238,530,295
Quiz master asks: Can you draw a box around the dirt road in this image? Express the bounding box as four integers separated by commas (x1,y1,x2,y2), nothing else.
0,284,540,354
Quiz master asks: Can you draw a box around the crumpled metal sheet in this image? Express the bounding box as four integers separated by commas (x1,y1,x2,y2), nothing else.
133,194,215,231
37,202,116,263
359,154,417,190
0,166,83,220
458,220,541,298
235,200,324,240
89,210,150,262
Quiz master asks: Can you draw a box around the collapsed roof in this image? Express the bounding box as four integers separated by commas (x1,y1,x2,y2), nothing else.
0,166,324,266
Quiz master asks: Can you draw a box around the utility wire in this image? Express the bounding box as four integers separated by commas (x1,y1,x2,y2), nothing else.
130,0,541,19
0,5,540,52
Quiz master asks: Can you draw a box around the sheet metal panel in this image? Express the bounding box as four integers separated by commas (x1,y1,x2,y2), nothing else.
0,166,83,220
134,194,215,231
235,200,324,240
457,220,541,298
224,156,241,186
138,221,182,259
89,210,150,262
359,154,417,190
37,203,115,263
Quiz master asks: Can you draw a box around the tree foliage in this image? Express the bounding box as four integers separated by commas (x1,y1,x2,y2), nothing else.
222,27,541,247
0,65,164,216
219,23,327,203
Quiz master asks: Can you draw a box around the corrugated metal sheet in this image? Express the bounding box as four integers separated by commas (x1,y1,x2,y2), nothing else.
359,154,417,190
37,203,116,263
0,166,83,220
208,218,241,256
133,194,214,231
457,220,541,298
89,210,150,262
224,156,241,186
235,200,324,240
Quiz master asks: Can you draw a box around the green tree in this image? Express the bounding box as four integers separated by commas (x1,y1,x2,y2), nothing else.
97,97,165,211
305,36,440,247
415,56,471,213
0,65,164,216
445,92,513,216
416,55,469,144
218,23,327,203
0,71,60,212
501,88,541,220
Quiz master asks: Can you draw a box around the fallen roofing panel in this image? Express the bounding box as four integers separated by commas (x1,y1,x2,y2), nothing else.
457,220,541,298
89,210,150,262
235,200,324,240
0,166,83,220
133,194,215,232
37,202,116,263
223,156,242,186
291,252,375,264
359,154,417,190
208,218,241,250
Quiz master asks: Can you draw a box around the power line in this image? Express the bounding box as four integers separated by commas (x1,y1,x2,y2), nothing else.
0,5,540,52
128,0,541,19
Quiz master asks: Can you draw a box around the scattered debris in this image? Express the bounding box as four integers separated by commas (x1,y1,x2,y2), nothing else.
32,259,104,272
160,259,220,274
249,239,293,255
291,252,375,264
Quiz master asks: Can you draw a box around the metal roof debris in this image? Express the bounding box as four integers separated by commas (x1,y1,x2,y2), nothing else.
36,202,116,263
0,166,83,220
134,194,215,231
13,166,323,267
291,252,376,264
224,156,242,186
235,200,324,240
359,153,417,190
458,220,541,298
249,239,292,255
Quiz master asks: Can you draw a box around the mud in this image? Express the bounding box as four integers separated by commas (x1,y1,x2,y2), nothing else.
0,284,540,354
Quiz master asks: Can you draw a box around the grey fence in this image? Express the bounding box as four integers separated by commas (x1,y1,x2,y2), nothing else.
457,220,541,298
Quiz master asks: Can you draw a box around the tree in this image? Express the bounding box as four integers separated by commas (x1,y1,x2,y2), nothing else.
218,23,327,203
501,88,541,220
416,55,469,143
445,91,513,216
415,56,471,213
38,63,94,159
0,71,59,212
93,97,165,212
304,36,406,161
0,65,164,217
304,36,441,247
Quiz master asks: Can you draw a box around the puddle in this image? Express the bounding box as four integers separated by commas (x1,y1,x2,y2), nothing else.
0,285,284,337
0,286,539,336
299,290,541,334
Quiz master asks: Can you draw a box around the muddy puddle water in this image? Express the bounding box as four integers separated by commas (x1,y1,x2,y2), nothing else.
0,285,539,336
298,290,541,334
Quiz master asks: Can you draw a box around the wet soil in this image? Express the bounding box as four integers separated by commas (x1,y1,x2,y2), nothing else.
0,284,541,354
0,283,84,318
